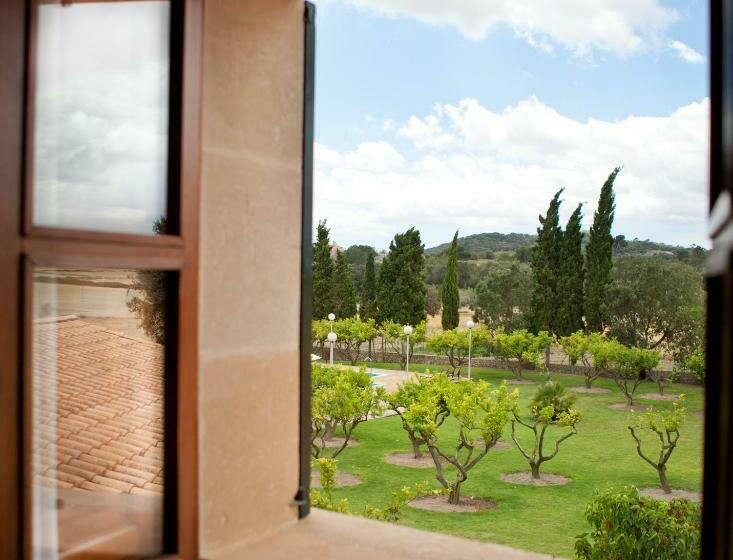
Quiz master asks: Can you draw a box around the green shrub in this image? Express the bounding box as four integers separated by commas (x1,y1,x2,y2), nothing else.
310,457,437,522
575,486,701,560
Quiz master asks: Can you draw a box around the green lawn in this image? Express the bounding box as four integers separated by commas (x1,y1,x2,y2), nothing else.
326,363,704,558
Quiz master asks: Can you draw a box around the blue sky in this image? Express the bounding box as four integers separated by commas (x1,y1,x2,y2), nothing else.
313,0,709,250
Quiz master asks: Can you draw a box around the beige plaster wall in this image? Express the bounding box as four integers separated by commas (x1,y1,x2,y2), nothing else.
198,0,304,555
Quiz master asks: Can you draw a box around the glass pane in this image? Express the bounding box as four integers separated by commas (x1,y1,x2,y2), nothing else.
32,267,169,558
32,1,171,235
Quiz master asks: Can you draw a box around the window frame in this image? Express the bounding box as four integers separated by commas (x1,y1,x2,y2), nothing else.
0,0,202,558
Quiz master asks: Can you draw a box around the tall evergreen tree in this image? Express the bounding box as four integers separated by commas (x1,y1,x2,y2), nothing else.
377,227,427,326
312,220,334,320
332,250,357,318
585,168,620,332
441,231,460,330
529,189,564,335
360,250,377,321
556,204,585,335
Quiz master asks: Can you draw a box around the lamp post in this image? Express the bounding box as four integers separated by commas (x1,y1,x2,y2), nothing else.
328,312,335,331
466,320,475,380
327,331,337,366
403,325,413,373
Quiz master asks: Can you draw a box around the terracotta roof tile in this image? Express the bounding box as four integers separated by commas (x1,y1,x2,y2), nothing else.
33,317,164,496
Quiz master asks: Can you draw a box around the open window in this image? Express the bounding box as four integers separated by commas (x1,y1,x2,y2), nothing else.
0,0,201,557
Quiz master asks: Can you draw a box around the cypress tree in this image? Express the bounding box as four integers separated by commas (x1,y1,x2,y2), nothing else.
556,204,585,335
529,189,564,335
312,220,334,320
332,250,357,318
441,231,460,330
585,168,620,332
377,227,427,326
360,250,377,321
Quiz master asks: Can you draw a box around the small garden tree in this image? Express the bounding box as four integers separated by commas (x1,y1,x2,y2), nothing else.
575,486,701,560
380,320,427,369
333,317,378,365
312,319,330,359
627,397,687,494
675,346,705,386
386,374,452,458
311,364,384,458
647,368,680,396
425,326,490,378
403,376,518,504
611,344,661,405
492,329,546,380
510,381,580,479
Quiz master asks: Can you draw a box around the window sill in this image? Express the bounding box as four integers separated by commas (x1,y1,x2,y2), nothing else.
209,508,560,560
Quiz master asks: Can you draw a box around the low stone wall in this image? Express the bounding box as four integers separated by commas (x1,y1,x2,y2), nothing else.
312,346,701,387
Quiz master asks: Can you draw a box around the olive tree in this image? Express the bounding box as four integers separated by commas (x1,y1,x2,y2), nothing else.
611,344,661,405
334,317,378,365
402,376,518,504
627,397,687,493
425,326,490,378
511,381,580,479
311,364,384,458
380,320,427,369
492,329,547,380
386,374,451,458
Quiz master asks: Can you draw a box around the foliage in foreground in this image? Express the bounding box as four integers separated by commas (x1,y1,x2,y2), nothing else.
511,381,580,479
311,458,439,522
575,486,701,560
628,397,687,494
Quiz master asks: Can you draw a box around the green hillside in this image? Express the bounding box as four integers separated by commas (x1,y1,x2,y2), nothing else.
424,232,708,268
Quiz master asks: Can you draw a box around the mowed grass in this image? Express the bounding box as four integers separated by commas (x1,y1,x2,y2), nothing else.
327,363,704,558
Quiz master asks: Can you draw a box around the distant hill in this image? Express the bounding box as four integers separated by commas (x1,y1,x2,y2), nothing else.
426,232,536,257
425,232,708,267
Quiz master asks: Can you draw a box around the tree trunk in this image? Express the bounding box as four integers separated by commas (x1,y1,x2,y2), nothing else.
658,465,672,494
411,438,423,459
584,376,592,389
658,379,665,395
448,483,462,505
545,346,551,370
530,461,541,479
368,339,372,359
323,422,335,441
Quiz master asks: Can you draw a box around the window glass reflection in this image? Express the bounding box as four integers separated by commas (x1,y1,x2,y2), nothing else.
32,1,171,235
32,267,168,558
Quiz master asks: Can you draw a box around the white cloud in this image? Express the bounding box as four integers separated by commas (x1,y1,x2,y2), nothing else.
345,0,678,56
669,40,706,64
315,97,709,249
316,140,405,173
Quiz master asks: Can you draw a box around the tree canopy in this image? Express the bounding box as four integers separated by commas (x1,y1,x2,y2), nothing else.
313,220,334,320
606,256,704,354
441,231,460,330
585,168,620,332
332,250,357,319
377,227,427,325
530,189,564,335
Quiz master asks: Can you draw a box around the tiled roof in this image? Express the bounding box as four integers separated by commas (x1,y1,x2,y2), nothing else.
33,316,164,496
